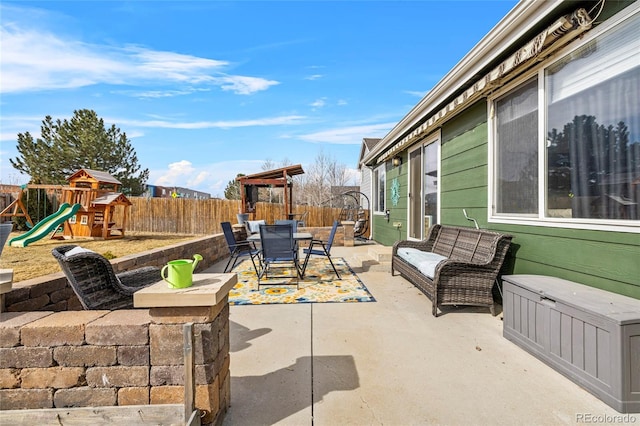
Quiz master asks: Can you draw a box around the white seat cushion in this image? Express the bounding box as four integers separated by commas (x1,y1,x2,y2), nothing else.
247,220,266,234
397,248,447,279
65,246,96,257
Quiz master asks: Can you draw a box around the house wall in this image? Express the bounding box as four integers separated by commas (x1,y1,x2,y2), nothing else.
359,167,372,216
371,161,407,246
440,102,489,228
371,1,640,300
439,101,640,299
373,98,639,298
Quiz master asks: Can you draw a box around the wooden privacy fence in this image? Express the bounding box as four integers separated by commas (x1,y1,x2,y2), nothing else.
113,197,342,235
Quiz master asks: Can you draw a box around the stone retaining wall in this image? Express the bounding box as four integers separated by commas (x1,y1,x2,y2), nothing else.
4,224,350,313
0,302,230,425
4,233,231,313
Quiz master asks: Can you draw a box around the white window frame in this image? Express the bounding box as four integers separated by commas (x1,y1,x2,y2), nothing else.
488,4,640,233
406,132,441,240
373,163,386,214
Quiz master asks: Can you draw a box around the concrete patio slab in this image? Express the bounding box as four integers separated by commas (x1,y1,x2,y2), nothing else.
226,304,312,425
206,244,632,425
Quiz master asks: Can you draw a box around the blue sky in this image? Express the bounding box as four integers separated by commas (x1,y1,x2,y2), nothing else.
1,1,517,197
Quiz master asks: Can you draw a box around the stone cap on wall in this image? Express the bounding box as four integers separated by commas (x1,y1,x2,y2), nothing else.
133,273,237,308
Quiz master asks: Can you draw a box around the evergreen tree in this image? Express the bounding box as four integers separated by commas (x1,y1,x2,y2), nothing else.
10,109,149,195
224,173,245,200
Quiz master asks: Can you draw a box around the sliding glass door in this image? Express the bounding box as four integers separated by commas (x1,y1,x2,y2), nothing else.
423,141,439,236
408,135,440,240
408,146,422,239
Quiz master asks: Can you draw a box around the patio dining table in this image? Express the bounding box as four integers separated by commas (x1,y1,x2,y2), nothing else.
247,232,312,243
248,232,313,279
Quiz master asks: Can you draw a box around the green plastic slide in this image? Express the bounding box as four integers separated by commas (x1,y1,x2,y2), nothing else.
8,203,82,248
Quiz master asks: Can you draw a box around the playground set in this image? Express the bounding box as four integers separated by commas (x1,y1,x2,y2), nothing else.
0,169,132,247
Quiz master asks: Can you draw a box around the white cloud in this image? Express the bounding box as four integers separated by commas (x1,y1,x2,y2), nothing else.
129,48,228,81
215,75,279,95
305,74,323,80
150,159,264,198
116,115,306,130
310,98,326,109
189,171,211,187
154,160,196,186
0,17,278,95
120,88,207,99
299,122,395,145
344,167,361,186
404,90,428,97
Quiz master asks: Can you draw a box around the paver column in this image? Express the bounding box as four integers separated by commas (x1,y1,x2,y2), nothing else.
134,273,237,426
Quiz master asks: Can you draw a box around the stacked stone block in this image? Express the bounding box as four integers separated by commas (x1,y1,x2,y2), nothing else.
0,302,230,425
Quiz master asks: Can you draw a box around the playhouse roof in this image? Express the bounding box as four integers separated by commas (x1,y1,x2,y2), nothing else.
67,169,122,185
92,192,132,206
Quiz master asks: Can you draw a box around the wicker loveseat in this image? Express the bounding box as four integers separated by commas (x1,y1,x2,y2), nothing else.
392,225,513,317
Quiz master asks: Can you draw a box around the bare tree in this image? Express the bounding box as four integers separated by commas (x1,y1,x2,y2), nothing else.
295,150,350,206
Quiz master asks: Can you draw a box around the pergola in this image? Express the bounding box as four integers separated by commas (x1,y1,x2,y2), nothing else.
236,164,305,218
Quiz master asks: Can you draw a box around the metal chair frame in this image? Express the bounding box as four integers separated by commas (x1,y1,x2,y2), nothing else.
301,220,341,279
221,221,261,273
258,224,302,288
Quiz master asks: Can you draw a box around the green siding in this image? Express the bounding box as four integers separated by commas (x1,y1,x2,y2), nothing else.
372,157,408,246
441,102,489,228
374,98,639,299
490,223,640,299
439,101,639,299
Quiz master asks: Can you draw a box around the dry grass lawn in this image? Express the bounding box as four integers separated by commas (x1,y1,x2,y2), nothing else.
0,232,200,283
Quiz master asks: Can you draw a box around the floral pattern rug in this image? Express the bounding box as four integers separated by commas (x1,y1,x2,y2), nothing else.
229,257,376,305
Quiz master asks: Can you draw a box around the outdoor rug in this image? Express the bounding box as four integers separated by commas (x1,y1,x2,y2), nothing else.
229,257,376,305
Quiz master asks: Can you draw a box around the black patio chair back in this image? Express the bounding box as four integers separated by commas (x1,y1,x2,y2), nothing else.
274,219,298,232
301,220,341,279
258,224,301,286
51,245,160,310
221,221,260,273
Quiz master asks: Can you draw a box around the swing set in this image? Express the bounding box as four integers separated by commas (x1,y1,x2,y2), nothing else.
0,184,66,229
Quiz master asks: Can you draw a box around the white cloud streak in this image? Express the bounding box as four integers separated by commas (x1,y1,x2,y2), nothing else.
117,115,306,130
0,113,306,142
310,98,326,109
0,17,278,95
299,122,395,145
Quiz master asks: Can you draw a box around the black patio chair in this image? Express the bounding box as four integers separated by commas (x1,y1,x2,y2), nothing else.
275,219,299,259
258,224,302,288
301,220,341,279
51,245,160,310
274,219,298,232
221,221,260,273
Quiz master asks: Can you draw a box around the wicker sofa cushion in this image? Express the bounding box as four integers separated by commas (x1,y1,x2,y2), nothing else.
397,248,447,279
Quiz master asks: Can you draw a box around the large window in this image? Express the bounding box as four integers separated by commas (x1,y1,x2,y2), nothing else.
373,164,386,213
495,78,538,215
492,9,639,226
